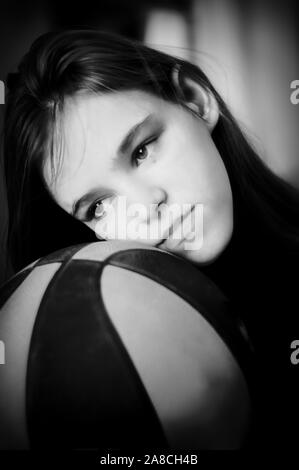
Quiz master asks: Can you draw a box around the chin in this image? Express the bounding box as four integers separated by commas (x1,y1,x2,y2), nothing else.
176,222,233,267
183,245,225,267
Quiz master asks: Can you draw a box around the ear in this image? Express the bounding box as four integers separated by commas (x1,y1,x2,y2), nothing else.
171,64,219,132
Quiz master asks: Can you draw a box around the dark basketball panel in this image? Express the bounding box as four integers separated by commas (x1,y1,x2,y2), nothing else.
26,259,168,449
72,240,158,262
36,243,90,266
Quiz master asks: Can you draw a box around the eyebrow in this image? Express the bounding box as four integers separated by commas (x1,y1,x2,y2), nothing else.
71,113,155,218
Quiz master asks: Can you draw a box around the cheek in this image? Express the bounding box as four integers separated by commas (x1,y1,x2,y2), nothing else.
183,140,231,207
181,135,233,262
206,165,233,215
202,158,233,241
177,196,233,266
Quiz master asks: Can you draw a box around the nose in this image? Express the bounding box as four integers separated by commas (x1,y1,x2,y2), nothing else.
122,180,168,223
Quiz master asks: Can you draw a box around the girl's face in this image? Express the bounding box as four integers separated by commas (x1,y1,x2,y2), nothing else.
43,89,233,266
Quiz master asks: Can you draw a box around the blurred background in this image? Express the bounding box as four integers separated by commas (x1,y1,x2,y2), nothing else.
0,0,298,283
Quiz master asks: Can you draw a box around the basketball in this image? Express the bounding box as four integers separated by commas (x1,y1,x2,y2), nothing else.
0,240,253,450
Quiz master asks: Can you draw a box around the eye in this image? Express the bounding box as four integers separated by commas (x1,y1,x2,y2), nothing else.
132,138,157,167
94,200,106,219
86,196,113,222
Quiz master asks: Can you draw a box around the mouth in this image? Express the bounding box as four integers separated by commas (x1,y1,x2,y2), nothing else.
155,205,195,249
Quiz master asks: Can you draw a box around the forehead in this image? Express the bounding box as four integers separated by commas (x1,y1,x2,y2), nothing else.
43,90,167,207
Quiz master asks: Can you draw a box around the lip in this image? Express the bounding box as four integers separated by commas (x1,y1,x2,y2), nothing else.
155,205,195,249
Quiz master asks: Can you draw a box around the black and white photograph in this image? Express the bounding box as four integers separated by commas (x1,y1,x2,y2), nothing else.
0,0,298,463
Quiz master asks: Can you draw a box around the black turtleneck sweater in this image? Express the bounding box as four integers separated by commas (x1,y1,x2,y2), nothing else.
199,206,299,449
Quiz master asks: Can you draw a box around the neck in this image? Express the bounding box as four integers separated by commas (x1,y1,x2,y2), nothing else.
198,203,271,301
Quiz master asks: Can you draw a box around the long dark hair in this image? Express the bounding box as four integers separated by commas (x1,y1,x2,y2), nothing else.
3,29,299,273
